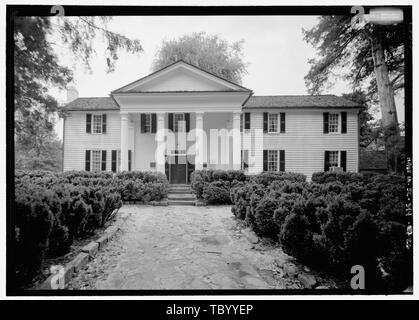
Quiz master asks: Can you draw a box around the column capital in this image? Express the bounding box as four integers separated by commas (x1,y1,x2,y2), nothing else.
196,112,204,118
233,111,242,120
120,112,129,120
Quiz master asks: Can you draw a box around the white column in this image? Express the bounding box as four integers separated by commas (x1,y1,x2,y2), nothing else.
120,113,129,171
232,111,242,170
195,112,204,170
156,112,166,173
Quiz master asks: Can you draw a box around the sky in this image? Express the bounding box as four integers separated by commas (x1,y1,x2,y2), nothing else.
51,15,404,140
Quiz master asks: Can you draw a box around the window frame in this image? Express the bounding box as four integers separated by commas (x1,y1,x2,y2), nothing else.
143,113,152,133
268,113,279,133
329,150,340,168
173,113,186,133
267,150,279,172
91,150,102,172
328,113,340,134
92,114,103,134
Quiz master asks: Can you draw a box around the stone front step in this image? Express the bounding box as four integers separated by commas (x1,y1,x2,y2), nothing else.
168,187,191,190
168,188,192,193
167,184,195,205
168,194,195,201
167,200,196,206
168,184,190,189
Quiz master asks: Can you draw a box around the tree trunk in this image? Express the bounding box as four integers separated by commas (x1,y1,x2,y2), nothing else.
371,28,401,173
371,29,399,129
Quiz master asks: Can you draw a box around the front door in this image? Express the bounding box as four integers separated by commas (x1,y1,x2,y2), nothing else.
169,155,187,184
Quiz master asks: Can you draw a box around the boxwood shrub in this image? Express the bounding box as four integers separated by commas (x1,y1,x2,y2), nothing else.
230,171,410,291
13,170,168,287
191,169,247,203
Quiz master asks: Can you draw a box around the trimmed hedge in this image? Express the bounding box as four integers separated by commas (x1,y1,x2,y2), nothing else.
191,170,306,205
190,170,247,202
230,171,411,291
13,170,168,286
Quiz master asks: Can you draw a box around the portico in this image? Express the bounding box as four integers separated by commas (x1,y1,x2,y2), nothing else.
111,60,252,183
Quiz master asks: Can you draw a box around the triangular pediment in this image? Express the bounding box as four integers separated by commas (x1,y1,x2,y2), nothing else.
112,60,250,93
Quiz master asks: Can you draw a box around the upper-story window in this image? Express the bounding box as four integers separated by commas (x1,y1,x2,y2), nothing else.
268,113,278,133
87,114,106,134
143,114,152,133
93,115,103,134
174,113,185,132
328,113,339,133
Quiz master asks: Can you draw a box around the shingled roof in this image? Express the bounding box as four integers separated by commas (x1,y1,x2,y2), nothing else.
243,95,361,109
64,94,361,111
64,97,118,111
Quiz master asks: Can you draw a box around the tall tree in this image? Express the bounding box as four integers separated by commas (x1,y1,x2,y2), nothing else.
303,16,404,131
14,16,143,169
152,32,248,84
341,90,375,148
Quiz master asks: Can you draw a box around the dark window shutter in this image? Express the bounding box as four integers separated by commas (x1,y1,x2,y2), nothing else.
243,150,249,170
245,113,251,130
165,156,169,180
101,150,107,171
187,159,195,184
85,150,91,171
185,113,190,132
86,114,92,133
324,151,330,172
151,113,157,133
140,114,146,133
263,150,268,171
102,114,107,133
340,151,347,171
341,112,347,134
323,112,329,134
263,113,268,133
280,150,285,171
128,150,132,172
111,150,117,173
168,113,174,131
280,113,286,133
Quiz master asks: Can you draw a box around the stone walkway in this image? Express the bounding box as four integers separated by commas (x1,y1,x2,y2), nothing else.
67,205,305,290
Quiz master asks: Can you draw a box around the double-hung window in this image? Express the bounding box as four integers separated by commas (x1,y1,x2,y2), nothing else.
93,115,103,134
143,114,152,133
267,150,278,172
174,113,185,132
268,113,279,133
91,150,102,172
328,113,339,133
329,151,339,167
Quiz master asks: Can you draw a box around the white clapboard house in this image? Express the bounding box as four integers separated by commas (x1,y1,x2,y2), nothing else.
63,60,362,183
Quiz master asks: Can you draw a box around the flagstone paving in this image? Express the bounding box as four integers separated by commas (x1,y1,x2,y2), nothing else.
67,205,304,290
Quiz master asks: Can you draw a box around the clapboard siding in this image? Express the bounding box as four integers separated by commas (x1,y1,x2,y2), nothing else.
63,111,122,171
63,109,359,178
247,109,359,179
